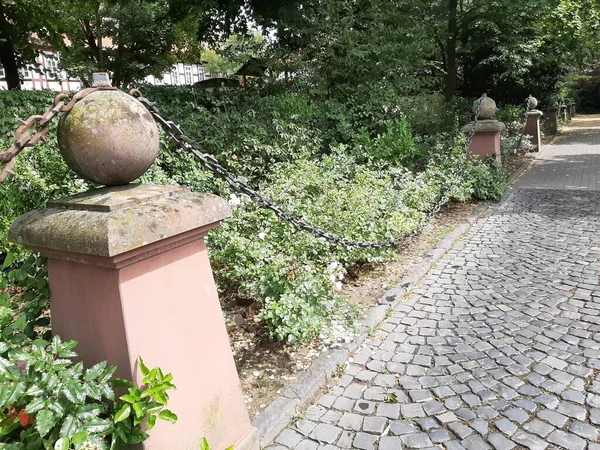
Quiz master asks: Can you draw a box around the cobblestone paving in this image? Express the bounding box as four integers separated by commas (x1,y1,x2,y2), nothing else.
268,119,600,449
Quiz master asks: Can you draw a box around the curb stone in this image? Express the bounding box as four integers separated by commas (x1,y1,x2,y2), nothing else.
251,202,491,447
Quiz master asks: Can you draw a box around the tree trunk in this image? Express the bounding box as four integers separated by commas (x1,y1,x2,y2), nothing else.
445,0,458,100
96,3,104,70
0,0,20,90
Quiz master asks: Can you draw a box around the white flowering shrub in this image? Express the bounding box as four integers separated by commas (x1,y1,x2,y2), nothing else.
208,149,455,343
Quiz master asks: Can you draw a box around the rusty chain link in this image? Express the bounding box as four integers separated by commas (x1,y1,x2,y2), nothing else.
0,86,118,182
131,89,483,249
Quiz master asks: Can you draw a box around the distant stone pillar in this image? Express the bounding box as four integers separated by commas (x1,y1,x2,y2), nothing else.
525,110,543,151
570,104,577,117
462,94,505,163
544,106,559,135
9,185,259,450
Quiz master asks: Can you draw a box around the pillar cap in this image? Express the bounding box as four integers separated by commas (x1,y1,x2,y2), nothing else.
462,119,506,134
9,184,232,258
526,110,544,117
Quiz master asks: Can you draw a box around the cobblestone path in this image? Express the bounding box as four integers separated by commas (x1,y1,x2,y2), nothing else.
269,116,600,450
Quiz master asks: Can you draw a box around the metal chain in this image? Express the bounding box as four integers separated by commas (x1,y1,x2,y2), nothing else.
131,89,483,249
0,86,118,182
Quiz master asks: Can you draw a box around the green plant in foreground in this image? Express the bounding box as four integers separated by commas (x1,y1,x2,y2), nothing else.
200,437,233,450
0,336,176,449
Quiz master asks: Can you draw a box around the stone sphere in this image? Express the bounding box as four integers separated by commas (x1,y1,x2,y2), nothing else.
58,90,159,186
473,94,497,119
528,95,538,110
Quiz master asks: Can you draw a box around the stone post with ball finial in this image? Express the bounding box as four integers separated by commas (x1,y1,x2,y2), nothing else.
524,95,543,151
8,74,259,450
462,93,505,163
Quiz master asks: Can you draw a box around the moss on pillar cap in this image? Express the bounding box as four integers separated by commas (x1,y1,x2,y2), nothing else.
8,184,232,258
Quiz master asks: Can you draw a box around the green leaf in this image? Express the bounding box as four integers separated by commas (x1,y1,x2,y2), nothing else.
2,253,15,269
75,403,103,420
84,418,113,434
35,409,59,438
137,356,150,377
132,402,144,419
146,414,157,431
54,438,69,450
24,397,45,414
83,361,107,381
114,404,131,423
119,394,137,404
59,414,78,438
63,379,86,403
200,437,210,450
111,378,134,389
158,409,178,423
71,431,89,445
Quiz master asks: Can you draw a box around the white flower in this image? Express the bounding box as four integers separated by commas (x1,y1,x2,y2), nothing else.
228,193,241,206
334,281,343,291
327,261,339,272
258,232,267,240
338,272,345,281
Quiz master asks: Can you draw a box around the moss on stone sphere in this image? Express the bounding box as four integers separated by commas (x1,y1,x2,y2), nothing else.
473,95,497,120
57,90,159,186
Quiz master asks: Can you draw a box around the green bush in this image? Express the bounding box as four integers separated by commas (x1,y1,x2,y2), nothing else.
0,337,176,450
465,159,508,201
0,87,510,344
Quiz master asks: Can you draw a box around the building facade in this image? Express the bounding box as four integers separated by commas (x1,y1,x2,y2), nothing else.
0,50,209,91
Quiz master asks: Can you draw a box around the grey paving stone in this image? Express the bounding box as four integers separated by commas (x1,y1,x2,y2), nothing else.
362,416,387,434
378,436,403,450
537,409,568,428
495,416,518,436
548,430,586,450
487,433,516,450
461,435,491,450
275,429,304,448
510,430,548,450
429,428,452,444
569,420,599,441
352,432,376,450
523,419,554,438
390,419,420,435
400,432,433,448
337,412,363,431
296,440,319,450
309,424,342,444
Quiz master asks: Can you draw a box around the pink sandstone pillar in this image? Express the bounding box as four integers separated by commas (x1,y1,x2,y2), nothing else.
525,110,543,151
9,184,259,450
462,120,505,163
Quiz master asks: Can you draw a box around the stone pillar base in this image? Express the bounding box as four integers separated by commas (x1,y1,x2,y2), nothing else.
462,120,505,164
9,184,258,450
543,107,558,135
525,110,543,151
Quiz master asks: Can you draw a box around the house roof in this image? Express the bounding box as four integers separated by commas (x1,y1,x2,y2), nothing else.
235,58,267,77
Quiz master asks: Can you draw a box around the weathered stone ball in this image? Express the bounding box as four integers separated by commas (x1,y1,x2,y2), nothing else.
57,90,159,186
473,95,497,119
528,95,538,110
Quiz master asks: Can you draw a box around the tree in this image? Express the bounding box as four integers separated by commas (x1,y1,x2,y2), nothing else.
0,0,64,90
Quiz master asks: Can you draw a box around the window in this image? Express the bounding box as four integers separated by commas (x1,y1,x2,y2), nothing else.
46,56,59,79
0,67,4,78
19,67,31,79
184,65,192,85
171,68,178,85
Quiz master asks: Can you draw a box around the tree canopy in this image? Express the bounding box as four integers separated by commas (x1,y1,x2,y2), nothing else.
0,0,598,101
